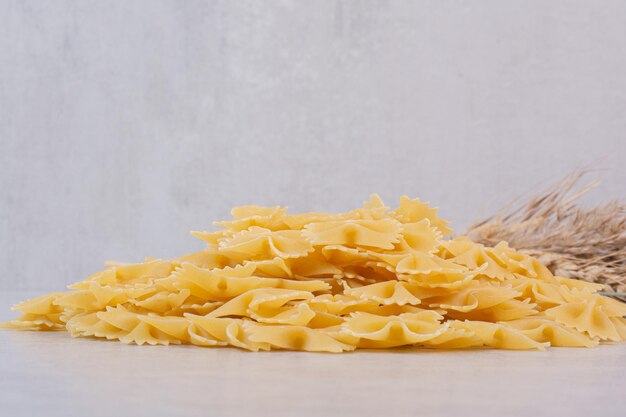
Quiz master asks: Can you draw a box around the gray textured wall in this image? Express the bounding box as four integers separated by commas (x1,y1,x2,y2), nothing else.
1,0,625,291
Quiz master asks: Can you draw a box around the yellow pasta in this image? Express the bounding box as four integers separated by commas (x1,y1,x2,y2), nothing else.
2,194,625,352
304,219,402,250
342,311,447,348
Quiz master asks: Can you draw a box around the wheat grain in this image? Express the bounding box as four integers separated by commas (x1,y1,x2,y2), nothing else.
467,171,626,296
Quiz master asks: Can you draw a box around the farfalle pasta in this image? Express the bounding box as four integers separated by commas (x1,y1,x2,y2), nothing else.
3,195,625,352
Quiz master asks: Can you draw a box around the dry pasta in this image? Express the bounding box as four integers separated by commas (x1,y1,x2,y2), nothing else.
2,194,625,352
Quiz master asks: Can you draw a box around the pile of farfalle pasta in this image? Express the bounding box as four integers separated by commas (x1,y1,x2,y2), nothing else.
4,195,626,352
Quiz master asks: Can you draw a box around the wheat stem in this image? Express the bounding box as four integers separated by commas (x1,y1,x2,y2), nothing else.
467,170,626,293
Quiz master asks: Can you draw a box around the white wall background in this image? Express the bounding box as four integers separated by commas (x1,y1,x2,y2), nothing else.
1,0,625,291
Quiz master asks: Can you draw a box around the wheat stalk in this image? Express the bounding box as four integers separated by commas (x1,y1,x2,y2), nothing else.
466,171,626,297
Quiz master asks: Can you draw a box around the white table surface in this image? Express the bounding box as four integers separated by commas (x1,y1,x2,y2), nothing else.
1,291,625,417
